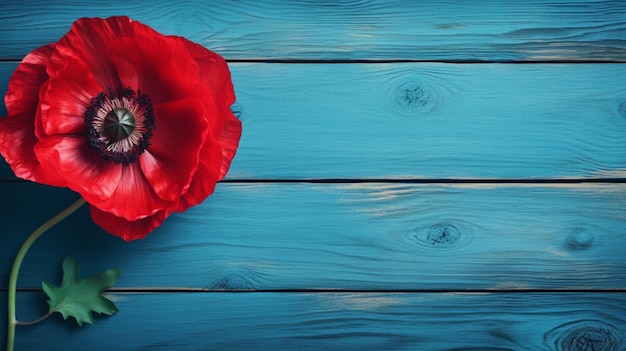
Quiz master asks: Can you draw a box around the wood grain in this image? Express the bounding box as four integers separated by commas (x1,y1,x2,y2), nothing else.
1,62,625,180
228,62,626,179
1,182,625,291
1,2,625,350
0,0,625,61
1,291,624,350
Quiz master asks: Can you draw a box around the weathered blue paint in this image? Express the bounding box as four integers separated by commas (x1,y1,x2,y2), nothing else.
1,1,625,61
2,292,626,351
1,182,626,291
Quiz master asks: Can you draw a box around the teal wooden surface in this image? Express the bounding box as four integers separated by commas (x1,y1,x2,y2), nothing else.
2,182,626,291
1,292,625,350
1,1,626,350
1,0,625,62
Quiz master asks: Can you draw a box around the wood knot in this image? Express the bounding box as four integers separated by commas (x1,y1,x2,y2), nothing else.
407,222,472,250
207,266,262,290
565,229,595,251
384,74,445,116
382,70,452,117
395,82,431,109
211,273,255,290
393,81,437,113
426,223,461,246
546,321,621,351
560,325,618,351
619,100,626,119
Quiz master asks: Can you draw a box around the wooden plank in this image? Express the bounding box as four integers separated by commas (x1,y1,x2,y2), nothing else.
228,62,626,179
1,182,625,290
2,291,625,350
1,62,626,180
1,1,625,61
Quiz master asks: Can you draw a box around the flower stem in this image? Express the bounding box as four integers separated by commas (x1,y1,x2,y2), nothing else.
14,311,53,327
6,197,86,351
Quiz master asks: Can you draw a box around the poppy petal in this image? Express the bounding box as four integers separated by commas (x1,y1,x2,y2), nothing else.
0,45,67,186
51,16,160,89
39,58,102,136
218,114,242,180
175,139,221,211
89,205,168,241
88,162,171,221
50,155,172,222
173,39,242,209
140,97,208,202
4,44,54,116
34,136,122,200
108,34,207,105
183,40,235,103
176,112,240,210
0,112,64,186
182,39,242,180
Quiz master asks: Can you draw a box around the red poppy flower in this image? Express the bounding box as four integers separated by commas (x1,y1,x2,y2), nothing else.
0,16,241,241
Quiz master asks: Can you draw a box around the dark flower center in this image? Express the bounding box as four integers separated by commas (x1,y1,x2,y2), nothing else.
85,88,155,165
104,108,136,141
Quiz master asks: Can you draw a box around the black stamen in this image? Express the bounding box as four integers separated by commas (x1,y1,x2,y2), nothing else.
84,88,155,165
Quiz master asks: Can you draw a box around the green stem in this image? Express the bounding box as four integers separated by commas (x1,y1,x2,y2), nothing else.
6,197,86,351
14,311,53,327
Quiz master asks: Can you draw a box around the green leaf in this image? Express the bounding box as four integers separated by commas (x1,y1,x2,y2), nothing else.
42,255,121,326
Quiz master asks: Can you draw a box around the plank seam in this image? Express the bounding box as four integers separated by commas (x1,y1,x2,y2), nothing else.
2,58,626,64
2,178,626,184
6,288,626,293
227,59,626,64
220,178,626,184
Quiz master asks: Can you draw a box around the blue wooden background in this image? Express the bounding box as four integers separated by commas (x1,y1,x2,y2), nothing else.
1,1,626,350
